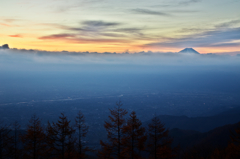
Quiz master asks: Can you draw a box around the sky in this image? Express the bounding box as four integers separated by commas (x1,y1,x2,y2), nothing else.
0,0,240,53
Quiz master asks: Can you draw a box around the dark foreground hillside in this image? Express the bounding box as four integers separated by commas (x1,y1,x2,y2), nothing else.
170,122,240,150
151,106,240,132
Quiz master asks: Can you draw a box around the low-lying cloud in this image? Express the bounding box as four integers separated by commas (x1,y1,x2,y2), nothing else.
1,49,240,69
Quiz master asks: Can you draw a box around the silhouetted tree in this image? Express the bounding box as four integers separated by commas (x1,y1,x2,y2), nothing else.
226,122,240,159
47,113,76,159
122,111,147,159
182,145,214,159
210,148,228,159
21,115,47,159
0,122,12,159
98,101,127,159
147,116,174,159
13,121,21,159
75,111,90,159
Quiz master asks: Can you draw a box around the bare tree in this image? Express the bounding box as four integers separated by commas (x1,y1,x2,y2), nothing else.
75,111,90,159
0,122,12,159
21,115,47,159
47,113,76,159
147,115,174,159
13,121,21,159
98,101,127,159
122,111,147,159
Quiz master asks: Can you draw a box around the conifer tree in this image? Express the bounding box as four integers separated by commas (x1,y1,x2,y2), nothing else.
147,116,174,159
0,122,12,159
227,122,240,158
47,113,76,159
75,111,90,159
21,115,47,159
98,101,127,159
122,111,147,159
13,121,21,159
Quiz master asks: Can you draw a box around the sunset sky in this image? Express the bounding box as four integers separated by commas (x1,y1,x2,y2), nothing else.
1,0,240,53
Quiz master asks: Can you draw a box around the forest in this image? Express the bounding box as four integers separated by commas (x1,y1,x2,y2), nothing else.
0,101,240,159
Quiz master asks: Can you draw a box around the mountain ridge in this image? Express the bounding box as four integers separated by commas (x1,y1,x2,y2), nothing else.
144,106,240,132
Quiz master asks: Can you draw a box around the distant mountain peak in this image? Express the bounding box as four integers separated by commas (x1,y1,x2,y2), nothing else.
179,48,200,54
0,44,9,49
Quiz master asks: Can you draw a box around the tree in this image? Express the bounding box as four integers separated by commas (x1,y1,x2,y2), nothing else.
0,122,12,159
47,113,76,159
98,101,127,159
75,111,90,159
13,121,21,159
226,122,240,159
147,116,174,159
122,111,147,159
21,115,47,159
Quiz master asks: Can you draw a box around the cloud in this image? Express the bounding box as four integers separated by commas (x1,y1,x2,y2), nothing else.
82,21,120,27
2,19,18,23
178,19,240,34
65,21,122,36
144,27,240,48
39,34,75,40
215,20,240,29
156,19,240,49
1,48,240,70
0,23,11,27
179,0,202,5
130,8,198,17
39,34,130,44
178,27,207,33
0,18,23,27
169,10,199,13
39,20,145,44
209,42,240,48
151,0,201,8
9,34,22,38
131,9,171,16
55,0,106,13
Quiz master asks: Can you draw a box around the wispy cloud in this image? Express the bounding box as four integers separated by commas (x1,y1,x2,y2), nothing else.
2,19,19,23
0,23,11,27
39,20,145,44
169,10,199,13
144,27,240,48
55,0,106,13
39,35,130,44
131,8,171,16
0,18,23,27
39,34,74,40
9,34,22,38
66,21,121,34
215,20,240,29
179,0,202,6
178,19,240,34
150,0,202,8
151,20,240,49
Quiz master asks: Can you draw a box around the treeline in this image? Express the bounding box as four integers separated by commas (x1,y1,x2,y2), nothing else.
0,101,240,159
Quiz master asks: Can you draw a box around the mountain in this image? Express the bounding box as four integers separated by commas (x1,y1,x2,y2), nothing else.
144,106,240,132
0,44,9,49
179,48,200,54
170,122,240,150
